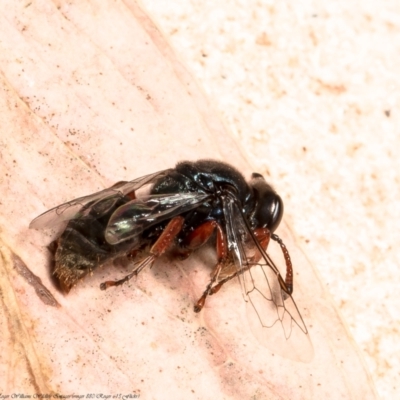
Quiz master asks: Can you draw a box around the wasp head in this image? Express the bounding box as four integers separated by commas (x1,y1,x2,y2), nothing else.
248,173,283,232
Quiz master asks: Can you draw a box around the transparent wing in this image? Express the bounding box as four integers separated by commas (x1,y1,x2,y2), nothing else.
105,193,210,244
29,170,172,229
222,195,313,362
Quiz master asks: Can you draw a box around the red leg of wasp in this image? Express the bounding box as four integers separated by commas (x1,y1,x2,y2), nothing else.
209,265,250,295
100,216,185,290
100,256,155,290
248,228,293,295
271,233,293,294
181,220,227,312
252,227,271,262
182,220,227,257
209,260,288,297
208,228,292,297
149,216,185,256
205,228,270,296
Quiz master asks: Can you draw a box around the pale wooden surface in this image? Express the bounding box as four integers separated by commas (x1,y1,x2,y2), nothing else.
0,0,387,398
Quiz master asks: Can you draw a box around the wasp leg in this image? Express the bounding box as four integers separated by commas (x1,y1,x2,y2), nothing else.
208,263,254,296
251,227,271,262
205,227,271,297
208,256,289,299
100,216,185,290
182,220,227,313
208,228,292,297
100,256,155,290
171,219,222,261
271,233,293,295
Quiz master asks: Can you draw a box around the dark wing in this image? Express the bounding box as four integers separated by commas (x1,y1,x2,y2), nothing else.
105,193,211,245
222,194,314,362
29,170,172,229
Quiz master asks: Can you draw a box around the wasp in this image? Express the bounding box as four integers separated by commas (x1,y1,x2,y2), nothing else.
30,160,312,361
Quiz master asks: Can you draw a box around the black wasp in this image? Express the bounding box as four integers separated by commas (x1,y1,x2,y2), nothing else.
30,160,312,361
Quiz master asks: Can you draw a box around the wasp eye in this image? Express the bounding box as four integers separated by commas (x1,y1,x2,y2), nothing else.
253,192,283,232
266,194,283,232
250,175,284,232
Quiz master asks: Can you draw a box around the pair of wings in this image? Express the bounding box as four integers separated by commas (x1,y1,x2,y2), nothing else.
30,170,313,362
31,169,207,244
